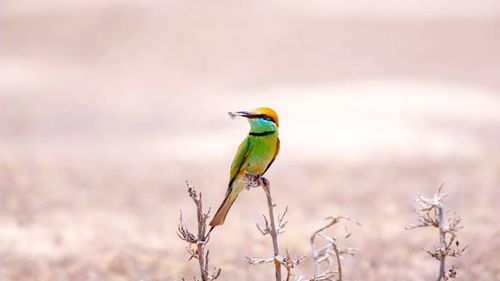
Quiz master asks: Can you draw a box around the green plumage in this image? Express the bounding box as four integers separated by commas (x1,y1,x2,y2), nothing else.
210,117,280,228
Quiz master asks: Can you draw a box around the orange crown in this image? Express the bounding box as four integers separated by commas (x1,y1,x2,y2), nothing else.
253,107,279,127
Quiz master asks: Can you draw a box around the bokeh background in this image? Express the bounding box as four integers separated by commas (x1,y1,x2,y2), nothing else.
1,1,500,280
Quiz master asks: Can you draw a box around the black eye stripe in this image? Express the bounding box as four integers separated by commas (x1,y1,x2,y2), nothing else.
263,115,274,122
253,114,275,123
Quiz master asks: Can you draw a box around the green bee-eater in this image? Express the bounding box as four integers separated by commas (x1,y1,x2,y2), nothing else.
209,107,280,229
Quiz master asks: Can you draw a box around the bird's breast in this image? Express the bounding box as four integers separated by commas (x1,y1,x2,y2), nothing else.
243,135,278,175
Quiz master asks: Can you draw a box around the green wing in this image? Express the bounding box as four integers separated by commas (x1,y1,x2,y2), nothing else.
227,137,253,192
262,138,280,175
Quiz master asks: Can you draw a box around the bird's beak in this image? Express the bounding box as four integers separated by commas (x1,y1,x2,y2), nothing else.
228,111,257,119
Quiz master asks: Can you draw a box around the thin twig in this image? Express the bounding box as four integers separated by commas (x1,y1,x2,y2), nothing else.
178,182,221,281
262,181,282,281
246,177,304,281
308,216,360,281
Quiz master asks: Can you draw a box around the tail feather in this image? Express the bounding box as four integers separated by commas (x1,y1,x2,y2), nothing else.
209,178,247,231
209,193,238,227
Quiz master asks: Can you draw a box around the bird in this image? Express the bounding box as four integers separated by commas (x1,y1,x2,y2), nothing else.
209,107,280,231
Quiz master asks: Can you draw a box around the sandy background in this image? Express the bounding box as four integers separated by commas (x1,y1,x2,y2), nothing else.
1,1,500,280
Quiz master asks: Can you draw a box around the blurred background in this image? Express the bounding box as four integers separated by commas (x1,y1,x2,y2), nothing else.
1,0,500,280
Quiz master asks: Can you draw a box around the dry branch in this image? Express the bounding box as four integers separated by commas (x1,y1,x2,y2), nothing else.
302,216,360,281
246,177,305,281
178,182,221,281
406,185,467,281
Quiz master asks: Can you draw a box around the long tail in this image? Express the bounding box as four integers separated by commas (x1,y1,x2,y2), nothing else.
209,191,239,228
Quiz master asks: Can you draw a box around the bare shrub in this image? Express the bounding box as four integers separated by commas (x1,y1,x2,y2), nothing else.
246,177,305,281
406,185,468,281
177,178,359,281
296,216,360,281
178,182,221,281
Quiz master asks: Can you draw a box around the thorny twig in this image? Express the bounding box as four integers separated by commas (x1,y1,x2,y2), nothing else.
283,250,307,281
406,185,467,281
246,177,305,281
298,216,360,281
178,181,221,281
257,206,289,235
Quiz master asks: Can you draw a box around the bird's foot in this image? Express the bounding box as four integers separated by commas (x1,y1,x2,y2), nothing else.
244,175,270,190
244,174,261,190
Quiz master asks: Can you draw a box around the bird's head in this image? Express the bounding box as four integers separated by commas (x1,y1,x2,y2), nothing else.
229,107,279,132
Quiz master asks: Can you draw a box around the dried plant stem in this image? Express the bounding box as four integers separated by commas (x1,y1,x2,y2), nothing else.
310,220,336,276
406,185,467,281
247,177,303,281
307,216,359,281
178,182,221,281
196,192,207,280
331,242,342,280
263,184,282,281
437,202,446,281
